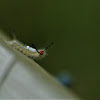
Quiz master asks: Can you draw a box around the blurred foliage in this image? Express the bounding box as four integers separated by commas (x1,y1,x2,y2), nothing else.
0,0,100,100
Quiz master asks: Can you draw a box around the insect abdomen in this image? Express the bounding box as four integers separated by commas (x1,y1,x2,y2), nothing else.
9,40,39,58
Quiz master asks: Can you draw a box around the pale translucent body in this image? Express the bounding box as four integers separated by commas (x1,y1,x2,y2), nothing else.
8,40,46,59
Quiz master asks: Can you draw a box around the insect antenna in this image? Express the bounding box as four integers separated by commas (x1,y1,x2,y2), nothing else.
32,44,39,53
44,42,53,51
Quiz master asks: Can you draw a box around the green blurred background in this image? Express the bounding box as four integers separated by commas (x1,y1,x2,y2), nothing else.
0,0,100,100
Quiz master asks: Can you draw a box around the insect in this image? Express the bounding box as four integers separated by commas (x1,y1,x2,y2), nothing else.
8,34,53,59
